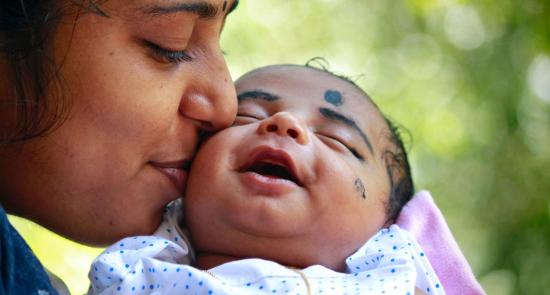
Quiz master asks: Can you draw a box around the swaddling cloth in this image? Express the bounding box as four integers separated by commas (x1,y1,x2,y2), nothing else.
88,204,444,294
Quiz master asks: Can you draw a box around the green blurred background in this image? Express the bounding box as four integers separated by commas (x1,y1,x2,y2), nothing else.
9,0,550,294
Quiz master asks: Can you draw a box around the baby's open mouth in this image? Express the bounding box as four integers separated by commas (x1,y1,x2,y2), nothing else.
247,161,300,184
239,148,303,187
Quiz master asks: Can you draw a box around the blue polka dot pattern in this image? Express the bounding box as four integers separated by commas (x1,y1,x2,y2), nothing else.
88,201,445,294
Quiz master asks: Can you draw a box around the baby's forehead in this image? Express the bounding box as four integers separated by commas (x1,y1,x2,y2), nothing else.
237,65,359,90
237,65,383,116
235,65,374,106
235,64,391,146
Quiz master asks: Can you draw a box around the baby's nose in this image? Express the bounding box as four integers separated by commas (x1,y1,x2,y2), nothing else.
257,112,308,145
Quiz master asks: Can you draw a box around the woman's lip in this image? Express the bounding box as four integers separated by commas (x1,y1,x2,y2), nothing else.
151,159,191,170
150,159,191,194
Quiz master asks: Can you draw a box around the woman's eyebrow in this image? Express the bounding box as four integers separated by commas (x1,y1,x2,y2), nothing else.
140,1,220,18
237,90,280,102
319,107,374,155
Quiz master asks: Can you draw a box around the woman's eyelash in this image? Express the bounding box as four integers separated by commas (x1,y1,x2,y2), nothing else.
144,41,192,64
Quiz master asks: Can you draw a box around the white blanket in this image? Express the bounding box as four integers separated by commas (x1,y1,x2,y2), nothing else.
88,202,445,295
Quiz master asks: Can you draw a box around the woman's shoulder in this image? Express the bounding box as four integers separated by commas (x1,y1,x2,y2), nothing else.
0,206,59,295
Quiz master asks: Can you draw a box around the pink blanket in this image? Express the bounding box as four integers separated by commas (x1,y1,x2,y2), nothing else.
396,191,486,295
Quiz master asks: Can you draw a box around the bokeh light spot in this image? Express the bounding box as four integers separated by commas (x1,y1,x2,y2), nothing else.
527,54,550,103
444,5,486,50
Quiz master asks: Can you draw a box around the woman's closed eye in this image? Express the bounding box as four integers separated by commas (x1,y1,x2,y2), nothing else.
144,40,193,65
316,133,365,161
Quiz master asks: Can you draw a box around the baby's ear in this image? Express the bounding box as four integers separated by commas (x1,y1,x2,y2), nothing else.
382,212,394,228
381,142,414,224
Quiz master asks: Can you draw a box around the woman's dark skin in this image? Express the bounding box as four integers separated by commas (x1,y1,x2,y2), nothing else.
0,0,239,246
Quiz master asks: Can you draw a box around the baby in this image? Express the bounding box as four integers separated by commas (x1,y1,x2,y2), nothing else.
88,64,444,294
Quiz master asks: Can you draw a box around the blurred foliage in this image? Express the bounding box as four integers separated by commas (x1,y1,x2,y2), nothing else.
10,0,550,294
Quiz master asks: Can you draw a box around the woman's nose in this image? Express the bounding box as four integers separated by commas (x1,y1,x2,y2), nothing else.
257,112,309,145
178,47,237,132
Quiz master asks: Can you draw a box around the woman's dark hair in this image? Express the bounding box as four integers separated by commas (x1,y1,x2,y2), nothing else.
1,0,64,144
304,57,415,223
0,0,107,145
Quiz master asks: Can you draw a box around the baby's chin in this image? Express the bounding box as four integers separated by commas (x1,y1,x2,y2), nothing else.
191,227,369,272
193,247,349,272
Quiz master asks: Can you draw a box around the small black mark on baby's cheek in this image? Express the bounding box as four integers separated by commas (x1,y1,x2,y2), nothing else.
222,0,228,11
354,178,367,200
324,90,343,106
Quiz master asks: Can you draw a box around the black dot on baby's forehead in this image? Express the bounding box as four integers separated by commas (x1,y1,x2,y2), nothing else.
324,90,343,106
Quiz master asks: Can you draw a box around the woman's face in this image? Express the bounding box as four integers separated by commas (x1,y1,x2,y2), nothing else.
0,0,238,245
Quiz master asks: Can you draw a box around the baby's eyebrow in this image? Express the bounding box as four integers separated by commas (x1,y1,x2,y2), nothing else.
237,90,280,102
319,107,374,155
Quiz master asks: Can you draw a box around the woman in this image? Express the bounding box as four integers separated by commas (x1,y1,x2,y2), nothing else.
0,0,239,293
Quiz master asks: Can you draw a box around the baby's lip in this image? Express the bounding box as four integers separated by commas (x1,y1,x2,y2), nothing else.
238,146,303,187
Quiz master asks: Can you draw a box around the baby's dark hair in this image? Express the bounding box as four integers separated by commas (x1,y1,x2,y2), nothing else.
382,117,414,223
304,58,415,223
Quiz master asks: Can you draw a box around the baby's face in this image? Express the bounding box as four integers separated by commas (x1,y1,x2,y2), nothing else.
185,65,393,270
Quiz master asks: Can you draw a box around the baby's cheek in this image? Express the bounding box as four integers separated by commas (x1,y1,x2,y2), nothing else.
365,161,391,192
